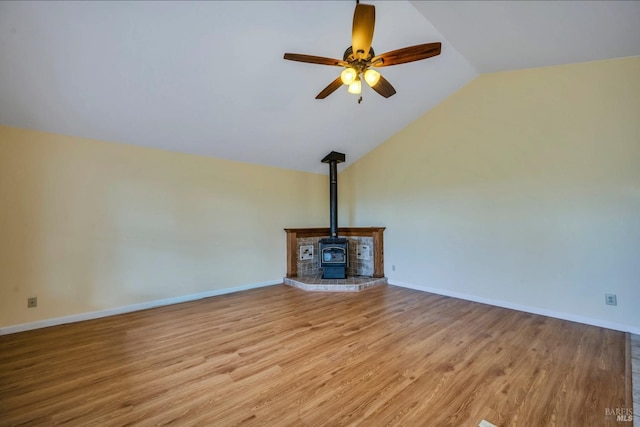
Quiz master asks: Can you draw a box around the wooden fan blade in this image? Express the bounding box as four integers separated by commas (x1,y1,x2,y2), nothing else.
371,42,441,67
370,74,396,98
284,53,346,67
316,76,344,99
352,4,375,60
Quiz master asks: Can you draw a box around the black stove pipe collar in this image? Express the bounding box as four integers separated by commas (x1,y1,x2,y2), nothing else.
321,151,346,239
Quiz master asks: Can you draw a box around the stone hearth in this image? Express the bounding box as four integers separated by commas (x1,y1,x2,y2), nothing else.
284,274,387,292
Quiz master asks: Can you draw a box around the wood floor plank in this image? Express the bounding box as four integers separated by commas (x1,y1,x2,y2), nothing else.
0,285,629,426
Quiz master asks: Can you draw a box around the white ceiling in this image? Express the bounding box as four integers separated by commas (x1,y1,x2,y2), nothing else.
1,1,638,174
411,1,640,73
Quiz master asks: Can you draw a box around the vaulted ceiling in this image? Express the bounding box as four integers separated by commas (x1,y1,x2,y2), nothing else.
1,1,638,174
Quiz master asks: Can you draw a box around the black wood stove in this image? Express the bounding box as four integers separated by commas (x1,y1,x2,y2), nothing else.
319,151,348,279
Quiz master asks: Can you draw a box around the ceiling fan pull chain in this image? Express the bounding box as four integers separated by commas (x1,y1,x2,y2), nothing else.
358,96,363,104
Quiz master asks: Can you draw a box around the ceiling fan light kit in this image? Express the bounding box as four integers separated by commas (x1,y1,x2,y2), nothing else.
283,1,442,101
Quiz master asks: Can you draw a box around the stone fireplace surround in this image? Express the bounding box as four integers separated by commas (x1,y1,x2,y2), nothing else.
283,227,386,292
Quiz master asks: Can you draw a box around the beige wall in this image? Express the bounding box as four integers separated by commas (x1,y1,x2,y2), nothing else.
340,57,640,331
0,126,327,328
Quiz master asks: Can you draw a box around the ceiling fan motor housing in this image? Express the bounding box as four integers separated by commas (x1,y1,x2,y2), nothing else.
343,46,375,64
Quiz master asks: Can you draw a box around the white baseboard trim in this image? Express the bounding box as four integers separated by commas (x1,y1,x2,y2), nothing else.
0,280,281,336
391,281,640,335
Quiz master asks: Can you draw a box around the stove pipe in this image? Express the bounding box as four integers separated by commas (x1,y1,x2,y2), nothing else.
321,151,345,239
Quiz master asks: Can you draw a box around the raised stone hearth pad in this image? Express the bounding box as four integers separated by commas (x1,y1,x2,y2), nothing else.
284,274,387,292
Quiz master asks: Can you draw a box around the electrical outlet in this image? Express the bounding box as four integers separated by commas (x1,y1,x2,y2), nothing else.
27,297,37,308
605,294,617,306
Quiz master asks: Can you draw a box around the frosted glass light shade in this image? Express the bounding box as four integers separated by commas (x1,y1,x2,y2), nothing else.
340,68,357,85
348,79,362,94
364,69,381,86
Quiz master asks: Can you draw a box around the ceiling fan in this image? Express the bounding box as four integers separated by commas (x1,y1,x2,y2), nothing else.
283,1,441,101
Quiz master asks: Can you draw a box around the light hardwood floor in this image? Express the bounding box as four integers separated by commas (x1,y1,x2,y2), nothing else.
0,285,630,426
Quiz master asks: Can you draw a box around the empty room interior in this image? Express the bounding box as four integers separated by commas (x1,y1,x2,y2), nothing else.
1,1,639,426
